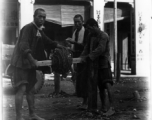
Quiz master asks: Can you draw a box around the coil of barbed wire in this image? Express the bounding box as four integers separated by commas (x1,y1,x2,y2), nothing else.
51,47,73,78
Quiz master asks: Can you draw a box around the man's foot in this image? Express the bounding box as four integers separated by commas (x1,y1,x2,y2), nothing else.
85,112,94,117
46,90,70,98
85,109,100,117
71,92,77,96
102,107,115,116
16,117,25,120
100,105,108,113
46,91,60,98
59,90,70,97
100,108,108,113
29,114,45,120
77,104,88,110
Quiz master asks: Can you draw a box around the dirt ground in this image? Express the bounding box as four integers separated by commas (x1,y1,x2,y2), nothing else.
2,76,150,120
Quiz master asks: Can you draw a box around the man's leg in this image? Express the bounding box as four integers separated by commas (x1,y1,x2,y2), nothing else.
105,83,113,107
102,83,115,116
70,65,76,94
79,97,88,110
15,84,26,120
98,69,107,112
87,69,98,112
54,72,61,94
26,88,35,116
27,88,45,120
72,64,77,94
82,97,88,105
99,88,107,112
47,72,60,97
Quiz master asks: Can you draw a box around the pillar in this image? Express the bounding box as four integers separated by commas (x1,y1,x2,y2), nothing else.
18,0,35,30
129,2,136,74
135,0,151,76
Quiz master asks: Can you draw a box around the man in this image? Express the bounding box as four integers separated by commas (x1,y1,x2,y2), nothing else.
10,8,64,120
67,14,88,57
66,14,89,109
81,18,114,115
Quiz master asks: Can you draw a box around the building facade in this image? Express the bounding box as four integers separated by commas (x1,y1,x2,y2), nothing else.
1,0,152,77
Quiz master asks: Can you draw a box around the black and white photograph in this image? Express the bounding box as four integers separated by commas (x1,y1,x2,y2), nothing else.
0,0,152,120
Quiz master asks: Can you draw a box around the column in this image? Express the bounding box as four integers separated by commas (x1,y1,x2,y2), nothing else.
129,3,136,74
135,0,151,76
93,0,106,30
18,0,35,30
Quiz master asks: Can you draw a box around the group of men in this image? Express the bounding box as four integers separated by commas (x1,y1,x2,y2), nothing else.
67,14,114,116
10,8,114,120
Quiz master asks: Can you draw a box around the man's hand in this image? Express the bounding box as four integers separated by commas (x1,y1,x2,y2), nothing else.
31,59,38,68
67,47,72,50
80,56,89,62
66,38,75,44
27,53,38,68
57,44,65,49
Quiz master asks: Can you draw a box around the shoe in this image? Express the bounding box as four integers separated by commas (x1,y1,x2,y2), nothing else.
29,114,45,120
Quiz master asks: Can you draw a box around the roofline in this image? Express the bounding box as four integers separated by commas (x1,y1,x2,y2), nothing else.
105,0,134,3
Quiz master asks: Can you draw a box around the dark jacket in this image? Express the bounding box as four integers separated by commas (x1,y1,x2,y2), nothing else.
81,30,111,69
73,28,89,58
11,22,57,69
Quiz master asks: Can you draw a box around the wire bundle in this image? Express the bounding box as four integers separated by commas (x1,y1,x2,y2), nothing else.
51,47,73,78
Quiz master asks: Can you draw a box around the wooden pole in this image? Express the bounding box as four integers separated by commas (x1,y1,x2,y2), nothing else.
114,0,117,78
114,0,120,81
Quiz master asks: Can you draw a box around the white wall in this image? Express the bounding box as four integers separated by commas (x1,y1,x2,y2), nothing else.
19,0,34,30
135,0,151,76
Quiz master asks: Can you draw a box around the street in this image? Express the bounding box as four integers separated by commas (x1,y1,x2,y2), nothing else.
2,76,149,120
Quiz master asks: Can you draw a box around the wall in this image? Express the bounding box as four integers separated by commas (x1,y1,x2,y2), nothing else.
1,0,18,45
135,0,151,76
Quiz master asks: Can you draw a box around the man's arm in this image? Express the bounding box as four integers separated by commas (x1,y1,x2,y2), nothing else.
80,42,89,57
89,33,108,61
42,32,65,49
27,53,37,68
18,25,38,68
18,25,32,57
